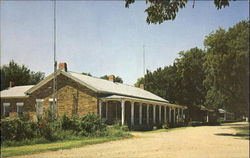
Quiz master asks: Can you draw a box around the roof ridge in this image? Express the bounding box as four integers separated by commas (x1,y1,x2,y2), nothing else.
67,71,137,86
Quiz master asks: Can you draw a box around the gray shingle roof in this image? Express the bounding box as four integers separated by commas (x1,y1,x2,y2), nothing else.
67,71,169,103
0,85,34,98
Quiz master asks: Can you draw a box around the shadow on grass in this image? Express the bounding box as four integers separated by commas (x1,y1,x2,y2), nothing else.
215,133,249,139
215,122,249,140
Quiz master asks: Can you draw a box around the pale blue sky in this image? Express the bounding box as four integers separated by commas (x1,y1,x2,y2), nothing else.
0,1,249,85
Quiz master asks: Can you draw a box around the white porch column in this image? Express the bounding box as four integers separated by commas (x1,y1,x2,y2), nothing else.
169,107,171,123
164,106,167,123
131,101,134,125
99,100,102,118
146,104,149,124
173,108,176,124
139,103,142,125
121,100,125,125
159,106,161,123
181,108,184,119
153,105,156,124
177,108,180,123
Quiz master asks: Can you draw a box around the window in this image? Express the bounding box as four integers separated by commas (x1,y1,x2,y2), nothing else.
49,98,57,113
16,102,24,116
3,103,10,117
36,99,44,118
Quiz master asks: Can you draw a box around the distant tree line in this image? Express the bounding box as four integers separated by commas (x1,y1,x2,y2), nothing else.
135,20,249,118
0,60,45,90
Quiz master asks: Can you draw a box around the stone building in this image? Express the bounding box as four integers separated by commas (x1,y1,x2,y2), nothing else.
1,63,187,127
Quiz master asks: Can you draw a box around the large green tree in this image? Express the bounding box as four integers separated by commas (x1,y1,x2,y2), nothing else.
125,0,230,24
135,47,206,106
0,60,45,90
175,47,206,106
203,20,249,117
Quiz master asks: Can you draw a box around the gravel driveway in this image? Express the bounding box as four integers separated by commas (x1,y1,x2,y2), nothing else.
14,122,249,158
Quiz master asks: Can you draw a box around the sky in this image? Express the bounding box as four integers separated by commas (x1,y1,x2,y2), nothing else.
0,1,249,85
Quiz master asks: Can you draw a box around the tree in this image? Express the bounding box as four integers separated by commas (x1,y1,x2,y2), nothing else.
175,47,206,106
125,0,230,24
0,60,45,90
134,77,144,87
203,20,249,117
134,47,206,106
100,75,123,83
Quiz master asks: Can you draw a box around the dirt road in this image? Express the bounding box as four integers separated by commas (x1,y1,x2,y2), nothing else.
15,122,249,158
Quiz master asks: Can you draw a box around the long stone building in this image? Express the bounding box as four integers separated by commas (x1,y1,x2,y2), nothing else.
0,63,187,127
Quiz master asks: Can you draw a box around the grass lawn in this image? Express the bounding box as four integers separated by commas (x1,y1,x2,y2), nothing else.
235,123,249,139
1,136,132,157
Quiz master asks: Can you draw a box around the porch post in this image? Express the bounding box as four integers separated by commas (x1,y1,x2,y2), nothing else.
146,104,149,124
153,105,156,124
169,107,171,123
173,108,176,124
177,108,180,123
164,106,166,123
121,100,125,125
139,103,142,125
159,105,161,123
131,101,134,125
181,108,184,119
99,100,102,118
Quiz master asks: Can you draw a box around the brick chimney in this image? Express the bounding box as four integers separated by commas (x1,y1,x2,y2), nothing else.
9,81,15,88
139,84,144,89
108,75,115,82
58,62,67,72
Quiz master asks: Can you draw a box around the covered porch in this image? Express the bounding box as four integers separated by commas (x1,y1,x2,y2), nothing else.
98,95,186,127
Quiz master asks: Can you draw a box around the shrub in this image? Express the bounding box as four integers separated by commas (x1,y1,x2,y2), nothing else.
35,120,55,141
61,113,80,132
130,124,153,131
1,118,36,141
188,121,204,127
162,122,170,129
79,113,107,135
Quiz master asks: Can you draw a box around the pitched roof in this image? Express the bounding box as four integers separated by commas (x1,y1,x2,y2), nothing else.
68,71,169,103
0,85,34,98
26,70,169,103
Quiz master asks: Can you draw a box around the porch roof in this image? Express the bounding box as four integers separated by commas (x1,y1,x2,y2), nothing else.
100,95,186,109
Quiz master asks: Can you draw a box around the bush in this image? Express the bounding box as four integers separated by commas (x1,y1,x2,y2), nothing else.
1,113,131,146
1,118,36,141
79,113,107,136
188,121,204,127
61,113,80,132
129,124,153,131
162,122,170,129
35,120,55,141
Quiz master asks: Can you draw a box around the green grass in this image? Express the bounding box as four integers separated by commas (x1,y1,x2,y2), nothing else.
1,135,132,157
235,125,249,140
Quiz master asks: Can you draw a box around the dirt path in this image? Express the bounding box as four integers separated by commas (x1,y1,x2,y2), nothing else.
15,122,249,158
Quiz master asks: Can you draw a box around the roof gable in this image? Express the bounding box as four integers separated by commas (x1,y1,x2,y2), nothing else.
25,70,169,103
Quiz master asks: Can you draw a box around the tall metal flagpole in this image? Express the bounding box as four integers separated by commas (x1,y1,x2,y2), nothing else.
52,0,57,120
143,45,146,88
143,45,145,77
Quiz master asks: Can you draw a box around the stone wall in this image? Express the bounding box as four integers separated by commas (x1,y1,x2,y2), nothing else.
0,97,37,120
1,73,98,120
